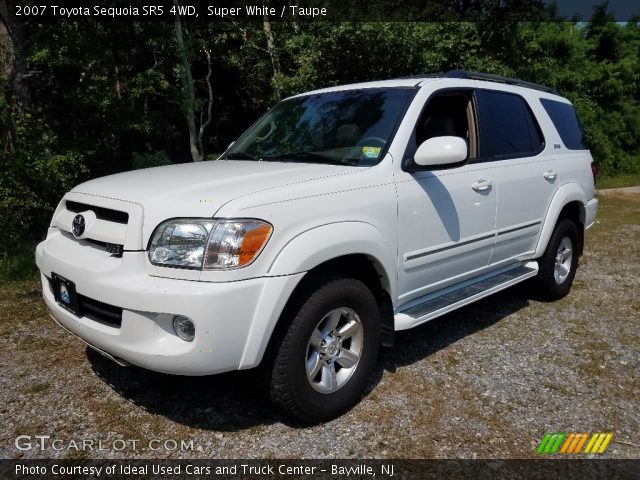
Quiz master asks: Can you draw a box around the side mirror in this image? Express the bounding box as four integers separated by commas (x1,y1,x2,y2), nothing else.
414,136,468,167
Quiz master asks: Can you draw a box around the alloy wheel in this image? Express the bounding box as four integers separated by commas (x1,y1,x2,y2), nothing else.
305,307,364,394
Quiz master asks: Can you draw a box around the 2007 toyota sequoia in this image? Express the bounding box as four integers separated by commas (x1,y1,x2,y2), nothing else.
36,70,598,423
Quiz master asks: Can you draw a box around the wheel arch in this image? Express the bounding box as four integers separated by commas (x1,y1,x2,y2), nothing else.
241,222,397,369
257,253,395,369
267,221,396,300
286,253,396,348
534,184,587,258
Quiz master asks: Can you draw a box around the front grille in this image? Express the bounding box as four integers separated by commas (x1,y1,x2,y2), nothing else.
78,295,123,328
66,200,129,224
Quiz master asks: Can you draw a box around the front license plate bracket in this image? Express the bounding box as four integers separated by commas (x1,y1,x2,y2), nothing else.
52,273,80,316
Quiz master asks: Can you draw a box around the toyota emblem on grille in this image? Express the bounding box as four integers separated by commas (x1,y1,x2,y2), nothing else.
72,214,85,238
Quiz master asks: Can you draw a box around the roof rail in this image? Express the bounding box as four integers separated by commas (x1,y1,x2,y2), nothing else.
443,70,558,94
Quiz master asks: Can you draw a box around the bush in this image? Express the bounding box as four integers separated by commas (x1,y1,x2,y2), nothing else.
0,147,89,254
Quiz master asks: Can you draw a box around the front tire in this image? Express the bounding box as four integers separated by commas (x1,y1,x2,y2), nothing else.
535,218,580,300
267,275,380,423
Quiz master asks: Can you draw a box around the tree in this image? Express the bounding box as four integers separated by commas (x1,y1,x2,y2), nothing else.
2,4,640,263
173,3,213,162
263,16,282,101
0,0,31,153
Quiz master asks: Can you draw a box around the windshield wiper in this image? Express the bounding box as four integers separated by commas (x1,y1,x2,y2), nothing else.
262,151,356,166
225,151,262,161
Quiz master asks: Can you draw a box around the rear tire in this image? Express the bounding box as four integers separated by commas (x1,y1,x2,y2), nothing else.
267,275,380,424
535,218,580,300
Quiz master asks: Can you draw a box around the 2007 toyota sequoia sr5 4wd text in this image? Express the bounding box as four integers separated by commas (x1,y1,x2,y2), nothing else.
36,70,598,423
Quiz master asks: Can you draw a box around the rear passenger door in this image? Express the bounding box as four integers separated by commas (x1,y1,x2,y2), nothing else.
475,89,555,265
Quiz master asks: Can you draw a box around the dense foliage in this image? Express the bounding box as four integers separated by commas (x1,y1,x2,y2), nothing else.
1,7,639,262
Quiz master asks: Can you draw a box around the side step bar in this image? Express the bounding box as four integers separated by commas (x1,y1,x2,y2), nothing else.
394,261,539,330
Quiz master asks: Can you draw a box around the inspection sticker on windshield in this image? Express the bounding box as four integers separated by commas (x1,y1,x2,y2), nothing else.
361,146,381,158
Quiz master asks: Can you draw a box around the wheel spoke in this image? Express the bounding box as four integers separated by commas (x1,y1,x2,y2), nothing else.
557,264,569,276
324,310,342,333
309,328,324,348
562,248,572,262
337,320,361,340
321,363,338,391
306,351,322,380
336,348,359,369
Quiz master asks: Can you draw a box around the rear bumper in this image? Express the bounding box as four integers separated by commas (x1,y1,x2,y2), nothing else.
585,197,598,230
36,237,303,375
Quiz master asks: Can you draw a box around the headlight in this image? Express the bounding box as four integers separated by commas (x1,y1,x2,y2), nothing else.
149,219,213,268
148,218,272,270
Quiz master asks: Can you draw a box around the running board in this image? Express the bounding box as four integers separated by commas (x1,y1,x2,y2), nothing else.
394,261,539,330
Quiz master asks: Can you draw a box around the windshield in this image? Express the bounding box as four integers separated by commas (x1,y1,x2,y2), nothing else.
224,87,416,166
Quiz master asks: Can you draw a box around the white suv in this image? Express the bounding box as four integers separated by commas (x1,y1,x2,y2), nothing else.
36,70,598,423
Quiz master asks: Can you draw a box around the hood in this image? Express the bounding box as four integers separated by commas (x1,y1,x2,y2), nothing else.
72,159,359,243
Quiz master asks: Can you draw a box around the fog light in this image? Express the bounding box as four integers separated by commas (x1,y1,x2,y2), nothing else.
173,316,195,342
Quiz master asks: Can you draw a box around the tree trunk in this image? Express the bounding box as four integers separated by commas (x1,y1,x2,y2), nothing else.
1,0,30,116
173,2,202,162
114,65,122,100
1,0,28,153
289,1,300,33
197,49,213,160
263,16,281,101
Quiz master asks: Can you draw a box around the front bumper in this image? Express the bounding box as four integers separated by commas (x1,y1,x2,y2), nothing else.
36,233,303,375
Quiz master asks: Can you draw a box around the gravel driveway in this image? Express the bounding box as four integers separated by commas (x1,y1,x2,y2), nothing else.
1,192,638,459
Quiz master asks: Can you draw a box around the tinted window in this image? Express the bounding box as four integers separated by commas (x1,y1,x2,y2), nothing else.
415,94,471,146
540,98,587,150
225,88,416,166
402,91,477,170
477,90,544,159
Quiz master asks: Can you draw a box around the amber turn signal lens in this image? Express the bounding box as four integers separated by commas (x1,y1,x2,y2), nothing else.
238,223,273,266
203,219,273,270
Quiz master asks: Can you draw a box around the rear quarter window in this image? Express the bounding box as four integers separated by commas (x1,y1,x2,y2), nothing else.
540,98,587,150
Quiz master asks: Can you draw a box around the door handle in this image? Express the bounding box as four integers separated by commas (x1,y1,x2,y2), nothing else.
472,179,493,191
544,170,557,180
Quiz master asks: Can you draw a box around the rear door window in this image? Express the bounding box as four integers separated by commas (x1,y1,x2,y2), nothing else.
476,90,545,160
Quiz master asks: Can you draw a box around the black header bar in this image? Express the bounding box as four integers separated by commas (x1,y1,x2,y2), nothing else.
7,0,640,22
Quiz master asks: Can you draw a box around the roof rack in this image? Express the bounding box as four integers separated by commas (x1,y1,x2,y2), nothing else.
442,70,558,94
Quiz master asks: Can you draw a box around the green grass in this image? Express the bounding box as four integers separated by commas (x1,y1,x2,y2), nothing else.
597,172,640,189
0,247,39,282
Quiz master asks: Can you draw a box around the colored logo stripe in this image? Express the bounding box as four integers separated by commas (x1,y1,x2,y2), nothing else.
537,433,566,454
559,433,575,453
560,433,589,454
537,432,613,454
584,433,613,454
